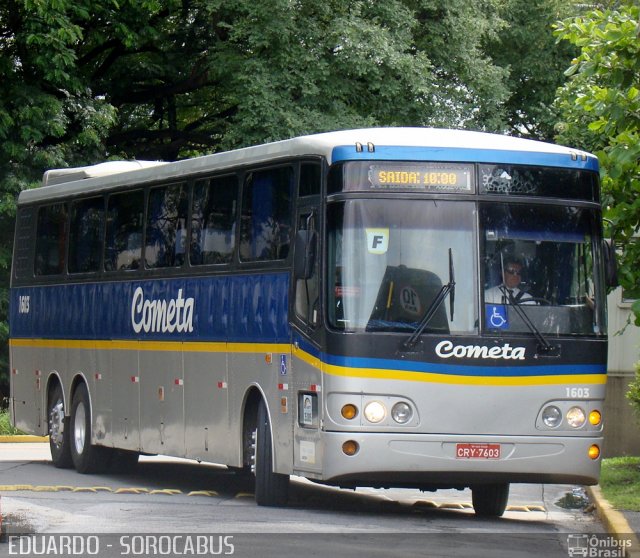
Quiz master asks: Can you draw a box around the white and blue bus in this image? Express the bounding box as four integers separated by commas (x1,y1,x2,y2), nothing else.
9,128,613,516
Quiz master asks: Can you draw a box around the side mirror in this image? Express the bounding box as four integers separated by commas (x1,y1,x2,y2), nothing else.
603,239,619,288
294,229,317,280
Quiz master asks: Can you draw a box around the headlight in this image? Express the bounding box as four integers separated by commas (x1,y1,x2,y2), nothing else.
566,406,586,428
542,405,562,428
363,401,386,423
391,402,413,424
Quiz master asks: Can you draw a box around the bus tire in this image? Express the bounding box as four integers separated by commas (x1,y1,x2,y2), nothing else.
254,399,289,506
48,383,73,469
69,383,109,474
472,483,510,517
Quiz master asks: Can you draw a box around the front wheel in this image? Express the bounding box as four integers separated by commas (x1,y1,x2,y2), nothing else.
472,483,510,517
70,384,109,474
254,399,289,506
48,384,73,468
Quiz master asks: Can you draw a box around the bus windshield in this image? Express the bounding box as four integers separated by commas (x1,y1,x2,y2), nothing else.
327,199,606,338
327,200,477,334
481,203,606,336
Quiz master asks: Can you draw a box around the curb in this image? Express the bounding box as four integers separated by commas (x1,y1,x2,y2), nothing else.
587,485,640,556
0,435,49,443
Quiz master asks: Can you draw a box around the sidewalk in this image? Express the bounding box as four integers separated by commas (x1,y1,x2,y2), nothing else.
586,486,639,554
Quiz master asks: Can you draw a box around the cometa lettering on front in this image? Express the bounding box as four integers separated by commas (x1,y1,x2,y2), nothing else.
131,287,194,334
435,340,526,360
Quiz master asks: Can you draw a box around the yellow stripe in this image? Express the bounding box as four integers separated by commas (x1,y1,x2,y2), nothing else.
10,338,607,387
322,361,607,386
227,342,290,353
10,338,288,355
293,344,322,369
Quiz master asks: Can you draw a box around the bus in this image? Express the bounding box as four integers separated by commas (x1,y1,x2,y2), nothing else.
9,128,614,517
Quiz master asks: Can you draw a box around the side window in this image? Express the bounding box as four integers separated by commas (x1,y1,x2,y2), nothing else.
240,167,293,262
13,206,36,280
190,175,238,266
34,203,67,276
146,183,188,269
69,197,104,274
105,190,144,271
294,211,319,327
299,163,321,197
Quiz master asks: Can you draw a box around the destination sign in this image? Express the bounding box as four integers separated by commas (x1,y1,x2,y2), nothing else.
368,163,474,192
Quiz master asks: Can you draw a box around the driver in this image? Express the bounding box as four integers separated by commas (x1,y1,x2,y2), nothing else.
485,257,535,305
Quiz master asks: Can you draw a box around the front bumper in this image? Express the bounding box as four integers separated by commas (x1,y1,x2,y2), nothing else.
314,432,602,489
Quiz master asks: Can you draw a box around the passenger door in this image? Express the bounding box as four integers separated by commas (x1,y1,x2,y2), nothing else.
290,162,324,473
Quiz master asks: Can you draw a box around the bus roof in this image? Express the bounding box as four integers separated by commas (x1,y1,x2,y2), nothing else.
42,160,168,186
20,127,597,205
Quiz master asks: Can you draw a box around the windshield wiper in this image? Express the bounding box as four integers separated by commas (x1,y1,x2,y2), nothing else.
402,249,456,350
500,286,556,354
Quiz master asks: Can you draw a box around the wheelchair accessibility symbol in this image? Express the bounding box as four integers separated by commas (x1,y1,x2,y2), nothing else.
486,305,509,329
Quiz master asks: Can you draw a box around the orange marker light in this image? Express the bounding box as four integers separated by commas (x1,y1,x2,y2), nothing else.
342,440,359,456
588,445,600,460
589,410,602,426
341,404,358,420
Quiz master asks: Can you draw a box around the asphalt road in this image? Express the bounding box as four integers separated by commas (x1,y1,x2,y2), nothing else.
0,443,606,558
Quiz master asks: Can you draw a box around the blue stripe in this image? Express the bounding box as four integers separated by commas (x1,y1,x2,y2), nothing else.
322,354,607,377
331,146,599,172
291,333,605,378
322,352,605,377
11,274,291,343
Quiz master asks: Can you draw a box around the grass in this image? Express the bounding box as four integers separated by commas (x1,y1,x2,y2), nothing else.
0,409,22,435
599,457,640,512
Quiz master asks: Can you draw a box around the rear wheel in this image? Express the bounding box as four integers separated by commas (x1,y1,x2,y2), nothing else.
472,483,510,517
254,399,289,506
70,383,109,474
48,384,73,468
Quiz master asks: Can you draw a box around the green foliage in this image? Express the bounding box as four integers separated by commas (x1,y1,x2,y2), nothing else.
0,0,580,396
0,0,119,395
554,2,640,326
486,0,578,140
599,457,640,512
0,409,22,435
626,362,640,418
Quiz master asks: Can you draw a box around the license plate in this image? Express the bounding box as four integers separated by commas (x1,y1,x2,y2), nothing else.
456,443,501,459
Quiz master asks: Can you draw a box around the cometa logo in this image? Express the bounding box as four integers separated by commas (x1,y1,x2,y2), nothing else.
131,287,195,334
435,340,526,360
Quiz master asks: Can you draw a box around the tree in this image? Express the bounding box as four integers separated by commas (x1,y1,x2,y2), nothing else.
486,0,578,141
554,2,640,324
0,0,572,398
0,0,119,399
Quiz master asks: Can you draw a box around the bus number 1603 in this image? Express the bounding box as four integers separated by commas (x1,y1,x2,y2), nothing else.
566,387,590,398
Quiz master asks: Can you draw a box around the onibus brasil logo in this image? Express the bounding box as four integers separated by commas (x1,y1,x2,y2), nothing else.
567,534,632,557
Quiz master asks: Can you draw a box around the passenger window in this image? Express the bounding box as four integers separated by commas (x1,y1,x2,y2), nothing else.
69,197,104,274
104,190,144,271
294,212,319,327
190,175,238,266
34,203,68,276
146,183,188,269
240,167,293,262
299,163,321,197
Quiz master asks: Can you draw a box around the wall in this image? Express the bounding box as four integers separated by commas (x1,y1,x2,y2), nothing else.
603,288,640,457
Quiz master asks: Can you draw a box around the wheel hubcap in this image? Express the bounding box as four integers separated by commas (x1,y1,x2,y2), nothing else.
73,402,86,455
49,400,65,447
